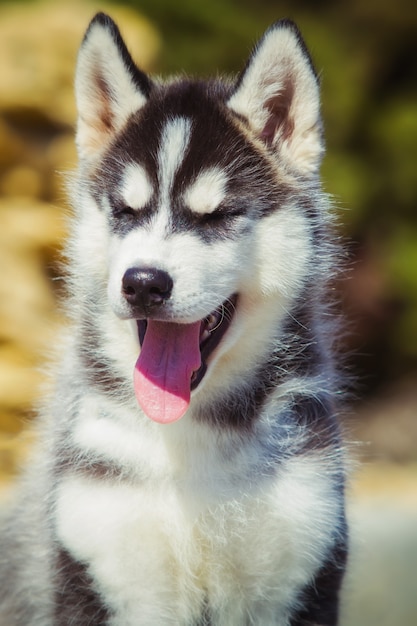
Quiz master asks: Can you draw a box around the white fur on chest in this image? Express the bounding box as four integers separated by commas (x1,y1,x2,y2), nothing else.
55,449,341,626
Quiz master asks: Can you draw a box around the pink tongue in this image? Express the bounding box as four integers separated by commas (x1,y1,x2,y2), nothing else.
134,320,202,423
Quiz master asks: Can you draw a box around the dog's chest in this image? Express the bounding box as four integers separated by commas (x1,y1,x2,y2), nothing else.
54,450,340,625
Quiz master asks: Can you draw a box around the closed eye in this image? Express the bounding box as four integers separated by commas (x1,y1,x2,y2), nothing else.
115,206,137,218
112,200,141,218
199,206,246,224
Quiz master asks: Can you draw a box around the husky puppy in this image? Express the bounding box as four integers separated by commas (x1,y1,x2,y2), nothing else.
0,13,348,626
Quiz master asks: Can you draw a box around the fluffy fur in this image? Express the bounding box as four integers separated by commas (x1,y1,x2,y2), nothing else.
0,13,348,625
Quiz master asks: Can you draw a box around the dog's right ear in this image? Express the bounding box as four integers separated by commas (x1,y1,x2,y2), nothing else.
75,13,152,161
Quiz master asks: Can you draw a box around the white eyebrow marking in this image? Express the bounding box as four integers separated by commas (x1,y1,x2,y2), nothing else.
184,167,229,215
158,116,192,208
121,163,153,210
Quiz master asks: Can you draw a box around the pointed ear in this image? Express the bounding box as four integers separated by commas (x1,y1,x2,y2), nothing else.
228,20,323,176
75,13,152,160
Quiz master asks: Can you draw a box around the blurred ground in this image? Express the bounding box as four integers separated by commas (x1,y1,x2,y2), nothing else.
342,462,417,626
0,1,416,625
340,386,417,626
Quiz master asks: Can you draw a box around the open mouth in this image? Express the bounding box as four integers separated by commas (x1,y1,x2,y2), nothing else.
133,294,238,423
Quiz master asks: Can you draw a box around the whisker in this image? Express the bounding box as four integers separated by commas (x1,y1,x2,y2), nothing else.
209,306,225,333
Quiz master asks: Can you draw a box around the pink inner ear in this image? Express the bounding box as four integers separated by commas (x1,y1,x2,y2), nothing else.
261,112,281,146
260,80,295,146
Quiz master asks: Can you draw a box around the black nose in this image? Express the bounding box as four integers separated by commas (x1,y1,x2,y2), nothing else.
122,267,173,310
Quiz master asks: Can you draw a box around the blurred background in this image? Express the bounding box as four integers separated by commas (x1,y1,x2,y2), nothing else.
0,0,416,624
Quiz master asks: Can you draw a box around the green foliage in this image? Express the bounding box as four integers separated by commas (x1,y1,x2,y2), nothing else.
386,229,417,358
121,0,266,75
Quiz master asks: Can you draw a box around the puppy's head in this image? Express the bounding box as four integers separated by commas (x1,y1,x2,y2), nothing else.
72,14,323,422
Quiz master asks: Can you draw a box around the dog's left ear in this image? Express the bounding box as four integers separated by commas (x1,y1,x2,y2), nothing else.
75,13,153,161
228,20,323,176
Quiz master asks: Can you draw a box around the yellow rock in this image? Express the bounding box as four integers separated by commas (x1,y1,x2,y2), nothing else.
0,0,160,126
0,165,44,198
0,198,67,253
0,429,36,486
0,119,25,168
0,346,47,411
0,199,66,378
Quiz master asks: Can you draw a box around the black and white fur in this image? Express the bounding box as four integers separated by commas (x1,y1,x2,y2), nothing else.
0,14,348,625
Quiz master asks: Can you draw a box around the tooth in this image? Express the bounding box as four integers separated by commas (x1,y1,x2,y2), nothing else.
209,311,223,330
206,314,216,329
200,329,210,343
